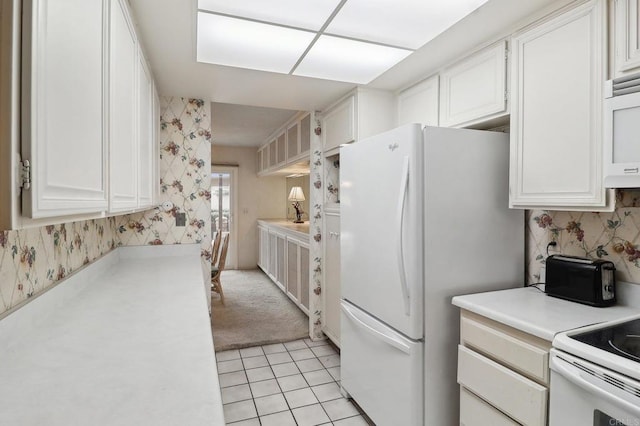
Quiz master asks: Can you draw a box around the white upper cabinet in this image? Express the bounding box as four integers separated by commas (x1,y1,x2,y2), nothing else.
439,41,508,128
612,0,640,77
109,0,138,213
509,0,613,210
138,50,153,208
257,112,313,176
397,75,439,127
21,0,108,218
323,95,355,153
322,88,395,154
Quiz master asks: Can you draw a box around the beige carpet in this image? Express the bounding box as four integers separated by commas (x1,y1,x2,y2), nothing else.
211,269,309,352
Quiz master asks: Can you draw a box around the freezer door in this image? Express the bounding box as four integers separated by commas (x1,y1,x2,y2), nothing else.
340,123,424,339
341,301,423,426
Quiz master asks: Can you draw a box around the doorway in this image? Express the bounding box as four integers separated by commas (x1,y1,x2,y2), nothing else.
211,166,238,269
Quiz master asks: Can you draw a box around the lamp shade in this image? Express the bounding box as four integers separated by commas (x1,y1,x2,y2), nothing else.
288,186,306,202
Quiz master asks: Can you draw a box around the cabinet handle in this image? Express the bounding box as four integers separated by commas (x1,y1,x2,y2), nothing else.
624,168,639,174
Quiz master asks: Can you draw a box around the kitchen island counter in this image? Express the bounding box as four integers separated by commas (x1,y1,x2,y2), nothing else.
0,244,224,425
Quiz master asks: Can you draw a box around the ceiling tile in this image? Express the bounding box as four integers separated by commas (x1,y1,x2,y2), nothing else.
197,12,315,74
294,35,411,84
197,0,342,31
326,0,490,49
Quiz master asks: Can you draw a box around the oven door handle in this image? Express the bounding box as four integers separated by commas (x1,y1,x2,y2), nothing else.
552,356,640,417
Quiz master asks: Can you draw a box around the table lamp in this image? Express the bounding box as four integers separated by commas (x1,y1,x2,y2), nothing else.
288,186,305,223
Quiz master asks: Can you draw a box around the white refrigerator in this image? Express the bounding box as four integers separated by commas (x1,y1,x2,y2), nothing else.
340,124,524,425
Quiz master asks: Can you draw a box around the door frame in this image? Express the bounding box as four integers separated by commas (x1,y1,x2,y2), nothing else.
211,165,238,270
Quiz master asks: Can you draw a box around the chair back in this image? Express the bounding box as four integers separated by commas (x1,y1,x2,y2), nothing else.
217,233,230,273
211,232,222,266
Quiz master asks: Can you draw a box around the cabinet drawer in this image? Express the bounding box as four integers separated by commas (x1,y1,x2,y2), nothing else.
460,387,519,426
460,311,550,384
457,345,547,426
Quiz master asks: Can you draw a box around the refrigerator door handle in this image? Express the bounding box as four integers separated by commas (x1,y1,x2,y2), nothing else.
396,155,411,316
341,303,411,354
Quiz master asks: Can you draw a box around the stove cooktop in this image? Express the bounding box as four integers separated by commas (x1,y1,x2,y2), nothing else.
571,318,640,363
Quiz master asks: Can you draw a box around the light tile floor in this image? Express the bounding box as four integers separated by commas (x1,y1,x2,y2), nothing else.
217,338,371,425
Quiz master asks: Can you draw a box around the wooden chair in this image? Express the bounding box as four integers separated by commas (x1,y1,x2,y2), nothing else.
211,232,222,266
211,233,229,304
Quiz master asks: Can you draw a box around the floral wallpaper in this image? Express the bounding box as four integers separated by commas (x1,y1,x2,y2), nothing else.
116,97,212,287
527,190,640,286
324,154,340,205
0,218,118,315
310,136,324,340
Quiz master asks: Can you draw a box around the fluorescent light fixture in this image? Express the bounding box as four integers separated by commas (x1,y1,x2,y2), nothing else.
294,35,412,84
326,0,490,49
197,12,315,74
198,0,342,31
195,0,491,83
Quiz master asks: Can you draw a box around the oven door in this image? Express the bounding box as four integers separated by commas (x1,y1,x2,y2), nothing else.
549,349,640,426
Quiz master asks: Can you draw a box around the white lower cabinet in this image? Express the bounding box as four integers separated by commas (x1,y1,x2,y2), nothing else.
322,212,341,347
257,221,310,315
457,310,552,426
460,387,519,426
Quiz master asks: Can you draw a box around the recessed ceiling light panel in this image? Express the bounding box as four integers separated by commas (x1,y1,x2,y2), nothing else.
326,0,490,49
197,13,315,74
294,35,412,84
198,0,342,30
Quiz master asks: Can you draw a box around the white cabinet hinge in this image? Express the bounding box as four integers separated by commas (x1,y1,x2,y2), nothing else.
504,90,509,102
20,159,31,190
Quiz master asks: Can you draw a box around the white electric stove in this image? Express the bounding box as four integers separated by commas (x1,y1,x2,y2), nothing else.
550,314,640,426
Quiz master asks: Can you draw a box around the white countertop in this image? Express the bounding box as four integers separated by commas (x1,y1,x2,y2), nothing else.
0,244,224,426
258,219,310,237
452,284,640,341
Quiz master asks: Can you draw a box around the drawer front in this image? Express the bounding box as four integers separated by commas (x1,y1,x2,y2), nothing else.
461,313,549,384
457,345,547,426
460,387,520,426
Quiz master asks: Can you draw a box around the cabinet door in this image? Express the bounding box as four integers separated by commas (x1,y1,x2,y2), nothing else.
268,140,277,169
509,0,610,210
256,148,263,174
109,0,138,212
397,75,439,126
277,133,286,165
137,51,153,208
21,0,108,218
286,240,299,302
613,0,640,76
276,234,286,288
262,145,269,171
439,41,507,128
287,122,299,161
299,244,310,311
258,226,269,270
300,114,311,154
268,231,277,277
323,95,355,152
152,82,160,204
323,213,341,346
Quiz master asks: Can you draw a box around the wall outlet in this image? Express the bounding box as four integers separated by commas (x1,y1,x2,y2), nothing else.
175,212,186,227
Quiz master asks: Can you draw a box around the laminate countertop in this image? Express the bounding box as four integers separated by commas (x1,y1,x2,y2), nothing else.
258,219,310,238
0,244,224,425
452,283,640,341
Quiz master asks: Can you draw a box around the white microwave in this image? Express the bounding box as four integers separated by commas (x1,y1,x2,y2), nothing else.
604,72,640,188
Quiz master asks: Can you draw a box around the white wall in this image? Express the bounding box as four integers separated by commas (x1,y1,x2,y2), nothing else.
212,145,286,269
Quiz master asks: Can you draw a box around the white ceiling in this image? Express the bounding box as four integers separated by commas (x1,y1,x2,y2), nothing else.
211,102,297,147
128,0,570,147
